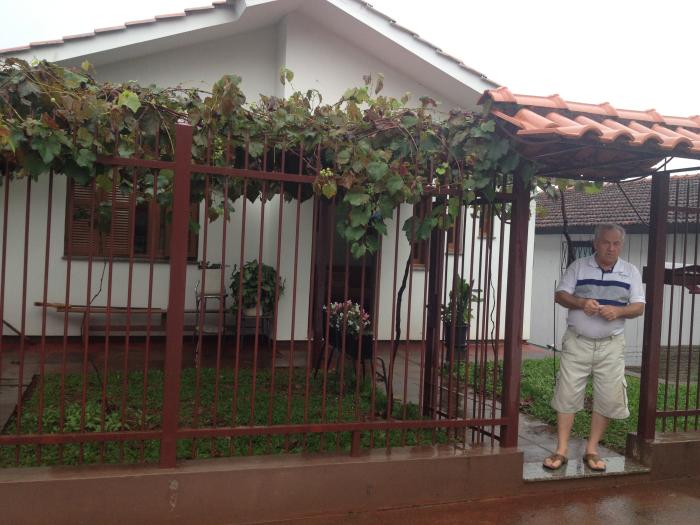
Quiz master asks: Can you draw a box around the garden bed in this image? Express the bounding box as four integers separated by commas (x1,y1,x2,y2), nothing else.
1,367,448,467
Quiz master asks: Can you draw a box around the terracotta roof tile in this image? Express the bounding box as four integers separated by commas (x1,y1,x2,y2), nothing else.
63,32,97,41
480,88,700,179
124,19,158,27
94,25,128,34
0,3,230,55
154,13,187,20
28,39,65,47
185,6,216,13
1,45,31,53
535,174,700,232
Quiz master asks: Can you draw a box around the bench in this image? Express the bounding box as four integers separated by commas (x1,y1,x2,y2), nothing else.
35,302,167,346
36,302,273,348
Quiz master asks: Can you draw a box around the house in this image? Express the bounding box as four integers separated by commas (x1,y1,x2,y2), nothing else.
0,0,535,341
530,174,700,365
4,13,700,511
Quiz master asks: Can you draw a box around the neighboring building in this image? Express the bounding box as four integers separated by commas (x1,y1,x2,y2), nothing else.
0,0,535,341
531,174,700,365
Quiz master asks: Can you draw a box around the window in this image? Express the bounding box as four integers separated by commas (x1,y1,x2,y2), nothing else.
410,201,429,266
65,181,198,260
478,204,493,240
566,240,593,267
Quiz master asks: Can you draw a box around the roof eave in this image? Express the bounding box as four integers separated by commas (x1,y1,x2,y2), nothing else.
1,1,244,64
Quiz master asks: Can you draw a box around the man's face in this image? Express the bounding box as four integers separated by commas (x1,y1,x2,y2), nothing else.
593,228,624,267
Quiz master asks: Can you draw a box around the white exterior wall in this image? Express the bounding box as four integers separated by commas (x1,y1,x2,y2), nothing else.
281,12,461,107
95,26,280,96
530,231,700,366
1,17,536,340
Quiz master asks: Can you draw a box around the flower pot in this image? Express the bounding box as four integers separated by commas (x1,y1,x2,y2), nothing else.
332,330,374,360
243,306,258,317
445,323,469,362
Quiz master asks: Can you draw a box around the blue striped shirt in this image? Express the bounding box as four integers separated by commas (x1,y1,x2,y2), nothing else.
556,255,645,338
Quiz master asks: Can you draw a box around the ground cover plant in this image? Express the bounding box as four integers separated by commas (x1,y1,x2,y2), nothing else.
1,366,449,467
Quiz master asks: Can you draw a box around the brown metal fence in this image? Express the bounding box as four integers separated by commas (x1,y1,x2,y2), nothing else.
0,123,528,468
639,173,700,439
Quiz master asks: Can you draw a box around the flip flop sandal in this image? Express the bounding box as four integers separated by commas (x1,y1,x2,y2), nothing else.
542,453,568,470
583,453,607,471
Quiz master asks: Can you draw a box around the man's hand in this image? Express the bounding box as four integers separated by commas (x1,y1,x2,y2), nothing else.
582,299,601,316
598,305,620,321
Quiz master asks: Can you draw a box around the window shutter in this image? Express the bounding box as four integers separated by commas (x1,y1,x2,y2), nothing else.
66,181,133,258
102,189,133,258
66,183,98,257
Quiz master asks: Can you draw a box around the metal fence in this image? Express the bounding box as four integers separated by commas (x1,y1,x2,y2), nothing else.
0,123,529,468
639,173,700,439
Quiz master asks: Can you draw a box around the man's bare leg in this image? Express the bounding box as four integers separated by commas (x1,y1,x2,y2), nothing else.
543,412,575,468
584,411,609,469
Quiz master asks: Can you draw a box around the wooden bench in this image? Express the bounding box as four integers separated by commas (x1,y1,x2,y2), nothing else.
36,302,273,348
35,302,167,346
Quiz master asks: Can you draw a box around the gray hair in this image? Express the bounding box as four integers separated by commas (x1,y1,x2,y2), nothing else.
594,223,626,243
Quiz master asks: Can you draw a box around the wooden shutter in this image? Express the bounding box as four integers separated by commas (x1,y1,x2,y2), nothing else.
103,189,133,257
66,182,97,257
66,181,133,258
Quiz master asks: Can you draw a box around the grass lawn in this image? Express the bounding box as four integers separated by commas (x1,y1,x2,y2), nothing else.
520,358,699,452
2,367,448,468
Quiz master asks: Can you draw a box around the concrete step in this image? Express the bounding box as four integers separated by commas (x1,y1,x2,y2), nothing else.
523,455,650,482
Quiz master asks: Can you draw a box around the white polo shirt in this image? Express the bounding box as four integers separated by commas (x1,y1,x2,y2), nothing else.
556,255,645,339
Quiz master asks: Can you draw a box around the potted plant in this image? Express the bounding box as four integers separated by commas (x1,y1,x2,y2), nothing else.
324,300,371,339
319,300,374,375
229,260,285,317
441,278,479,351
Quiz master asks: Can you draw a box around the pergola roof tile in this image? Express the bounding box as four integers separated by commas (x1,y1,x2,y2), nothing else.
480,88,700,180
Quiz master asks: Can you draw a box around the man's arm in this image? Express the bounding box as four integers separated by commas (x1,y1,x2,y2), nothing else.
599,302,644,321
555,291,601,316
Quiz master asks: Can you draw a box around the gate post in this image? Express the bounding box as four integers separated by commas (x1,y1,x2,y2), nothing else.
637,172,669,441
423,196,445,416
160,123,193,468
500,173,530,447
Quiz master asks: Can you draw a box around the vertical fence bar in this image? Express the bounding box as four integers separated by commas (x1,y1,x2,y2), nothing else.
662,182,680,431
499,174,530,447
691,179,700,430
160,123,193,468
423,196,445,417
637,172,669,441
16,177,32,463
36,170,54,463
0,164,9,411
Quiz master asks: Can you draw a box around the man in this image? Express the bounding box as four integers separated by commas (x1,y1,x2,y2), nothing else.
543,223,645,471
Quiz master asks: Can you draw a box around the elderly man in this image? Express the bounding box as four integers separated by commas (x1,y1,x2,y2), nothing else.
543,223,645,471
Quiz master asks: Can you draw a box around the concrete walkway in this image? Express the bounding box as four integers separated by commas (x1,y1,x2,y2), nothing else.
276,476,700,525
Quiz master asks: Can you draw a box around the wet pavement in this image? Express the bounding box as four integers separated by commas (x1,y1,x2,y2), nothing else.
275,476,700,525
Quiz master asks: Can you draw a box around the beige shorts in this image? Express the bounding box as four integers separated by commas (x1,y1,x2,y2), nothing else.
551,328,629,419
